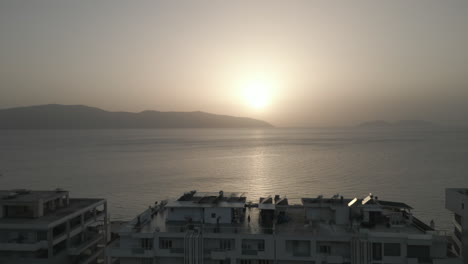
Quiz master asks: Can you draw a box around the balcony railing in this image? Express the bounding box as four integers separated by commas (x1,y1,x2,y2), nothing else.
242,249,258,255
77,247,104,264
68,233,103,255
170,248,184,253
132,248,145,254
293,251,311,257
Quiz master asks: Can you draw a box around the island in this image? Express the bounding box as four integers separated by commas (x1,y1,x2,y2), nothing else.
0,104,273,129
358,119,437,129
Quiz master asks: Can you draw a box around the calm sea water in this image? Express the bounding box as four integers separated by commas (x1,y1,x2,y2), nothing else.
1,128,467,231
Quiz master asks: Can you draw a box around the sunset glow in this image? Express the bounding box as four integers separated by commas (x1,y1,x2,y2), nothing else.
243,79,272,109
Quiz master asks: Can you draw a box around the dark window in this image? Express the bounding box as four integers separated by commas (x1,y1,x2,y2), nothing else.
141,238,153,249
160,239,172,249
318,245,331,254
258,240,265,251
212,213,216,218
37,231,48,241
384,243,401,256
462,203,465,210
372,243,382,260
407,245,430,262
220,239,233,250
455,214,462,226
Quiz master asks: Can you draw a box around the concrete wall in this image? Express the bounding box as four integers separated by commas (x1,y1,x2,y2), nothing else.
446,189,468,217
204,208,232,224
334,207,350,225
305,208,334,222
167,208,203,222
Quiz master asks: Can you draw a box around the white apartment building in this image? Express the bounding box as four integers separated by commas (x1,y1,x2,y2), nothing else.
446,188,468,263
107,190,460,264
0,189,108,264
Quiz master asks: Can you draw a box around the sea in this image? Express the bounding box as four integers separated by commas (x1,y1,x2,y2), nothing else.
0,128,467,231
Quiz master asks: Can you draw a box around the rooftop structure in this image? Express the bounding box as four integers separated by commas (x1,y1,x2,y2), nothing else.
446,188,468,263
0,189,108,264
108,190,460,264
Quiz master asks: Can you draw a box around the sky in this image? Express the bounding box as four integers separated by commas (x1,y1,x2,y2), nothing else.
0,0,467,127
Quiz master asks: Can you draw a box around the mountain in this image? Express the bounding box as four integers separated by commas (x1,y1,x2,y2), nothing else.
0,104,273,129
358,119,437,128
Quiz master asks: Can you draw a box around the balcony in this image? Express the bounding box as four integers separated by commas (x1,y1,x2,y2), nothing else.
292,252,311,257
0,240,48,251
68,234,103,255
210,249,234,260
77,247,105,264
242,249,258,255
106,241,154,258
170,248,184,254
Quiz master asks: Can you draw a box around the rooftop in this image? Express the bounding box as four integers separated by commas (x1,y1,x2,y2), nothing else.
0,189,68,204
166,190,246,208
0,198,105,229
120,191,434,237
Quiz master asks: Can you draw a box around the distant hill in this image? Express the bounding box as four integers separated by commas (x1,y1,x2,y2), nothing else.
358,120,437,129
0,104,273,129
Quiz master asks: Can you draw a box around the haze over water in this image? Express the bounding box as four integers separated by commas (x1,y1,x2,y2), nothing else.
0,128,466,231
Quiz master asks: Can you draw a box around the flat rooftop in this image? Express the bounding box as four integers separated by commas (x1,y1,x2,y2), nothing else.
123,203,427,237
0,189,68,203
166,191,246,208
0,198,105,229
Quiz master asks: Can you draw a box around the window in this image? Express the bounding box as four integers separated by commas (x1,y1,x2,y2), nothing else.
212,213,216,218
160,239,172,249
407,245,430,262
258,240,265,251
220,239,233,250
462,203,464,210
141,238,153,249
37,231,48,241
372,243,382,260
242,239,264,251
455,213,462,225
240,260,252,264
287,240,311,257
318,245,331,255
384,243,400,256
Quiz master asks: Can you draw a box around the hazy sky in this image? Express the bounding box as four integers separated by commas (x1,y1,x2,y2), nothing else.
1,0,467,126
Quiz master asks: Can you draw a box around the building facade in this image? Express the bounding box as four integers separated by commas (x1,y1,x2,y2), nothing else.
108,191,459,264
0,189,108,264
446,188,468,263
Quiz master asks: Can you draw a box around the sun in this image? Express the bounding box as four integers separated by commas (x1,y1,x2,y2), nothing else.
243,79,271,109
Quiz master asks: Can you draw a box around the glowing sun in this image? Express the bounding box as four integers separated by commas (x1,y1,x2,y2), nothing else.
243,79,272,109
